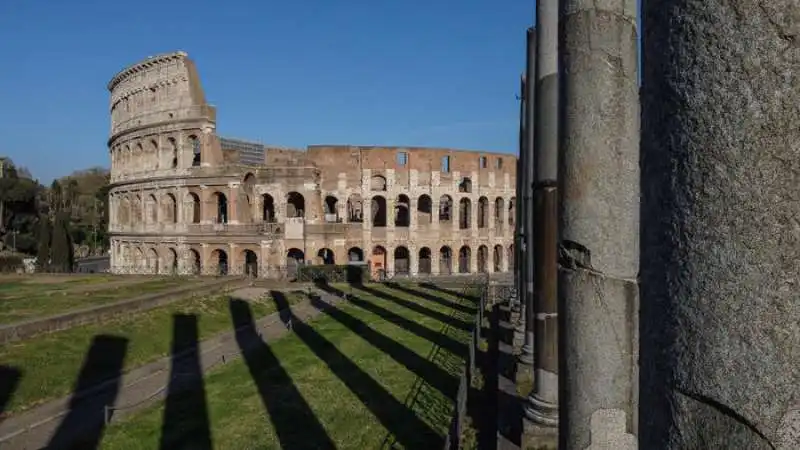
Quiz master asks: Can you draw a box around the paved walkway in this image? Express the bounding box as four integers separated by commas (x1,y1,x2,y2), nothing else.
0,290,343,450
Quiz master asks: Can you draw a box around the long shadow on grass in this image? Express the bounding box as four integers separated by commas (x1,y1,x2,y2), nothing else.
298,288,459,402
229,298,336,450
352,285,471,332
419,282,481,303
269,291,441,448
383,282,476,316
159,314,213,450
47,335,127,449
314,283,467,357
0,365,21,418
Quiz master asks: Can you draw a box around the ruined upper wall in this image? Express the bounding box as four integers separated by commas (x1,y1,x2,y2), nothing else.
307,145,515,174
107,51,216,139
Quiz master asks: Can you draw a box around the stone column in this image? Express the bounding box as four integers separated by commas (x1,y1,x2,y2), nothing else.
557,0,639,447
640,1,800,449
525,1,559,427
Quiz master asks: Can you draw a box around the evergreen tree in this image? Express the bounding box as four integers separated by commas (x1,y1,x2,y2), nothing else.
50,212,72,273
36,216,51,271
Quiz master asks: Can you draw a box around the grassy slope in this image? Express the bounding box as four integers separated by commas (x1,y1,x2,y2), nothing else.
0,290,306,415
0,277,194,324
100,283,476,450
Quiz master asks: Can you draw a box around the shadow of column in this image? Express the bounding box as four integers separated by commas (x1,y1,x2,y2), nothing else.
159,314,213,450
48,335,128,449
229,298,336,450
270,290,442,448
0,365,21,418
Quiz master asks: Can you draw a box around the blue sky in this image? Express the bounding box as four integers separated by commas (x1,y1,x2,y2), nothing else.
0,0,539,183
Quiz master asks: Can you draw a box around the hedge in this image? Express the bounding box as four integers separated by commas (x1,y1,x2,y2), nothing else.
0,254,24,273
296,264,368,284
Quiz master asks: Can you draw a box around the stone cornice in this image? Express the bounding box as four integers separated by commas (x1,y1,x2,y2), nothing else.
108,51,188,92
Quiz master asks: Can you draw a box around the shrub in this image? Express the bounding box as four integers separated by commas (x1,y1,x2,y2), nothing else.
296,264,368,284
0,254,24,273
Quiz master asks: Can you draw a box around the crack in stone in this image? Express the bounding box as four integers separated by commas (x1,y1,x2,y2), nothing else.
675,387,777,449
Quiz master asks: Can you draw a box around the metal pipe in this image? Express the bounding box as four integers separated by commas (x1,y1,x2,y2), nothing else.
525,0,559,428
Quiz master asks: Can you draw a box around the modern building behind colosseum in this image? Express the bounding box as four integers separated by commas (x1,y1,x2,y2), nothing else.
107,51,517,278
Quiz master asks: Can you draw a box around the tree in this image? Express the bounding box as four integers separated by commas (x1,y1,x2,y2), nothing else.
36,216,51,270
50,212,73,273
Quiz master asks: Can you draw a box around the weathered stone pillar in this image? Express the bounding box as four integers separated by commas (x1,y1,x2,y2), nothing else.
641,1,800,449
558,0,639,447
525,0,559,428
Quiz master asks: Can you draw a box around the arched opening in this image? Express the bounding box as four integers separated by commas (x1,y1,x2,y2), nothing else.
370,175,387,191
348,247,364,262
347,194,363,222
188,249,201,275
508,245,515,271
418,247,432,274
146,194,158,224
187,193,201,224
211,249,229,276
147,248,159,274
417,195,432,225
439,195,453,223
243,249,258,277
213,192,228,224
131,247,143,272
459,198,472,229
189,135,201,167
150,140,159,169
495,197,505,225
324,196,339,222
168,138,178,168
287,192,305,218
493,245,503,272
394,246,410,275
395,194,410,227
118,198,130,226
132,195,142,224
458,177,472,193
167,248,178,275
162,193,177,223
458,246,471,273
478,196,489,228
286,248,305,277
262,194,276,222
317,248,335,265
477,245,489,273
135,143,144,172
371,196,387,227
371,246,387,278
439,246,452,275
508,198,516,227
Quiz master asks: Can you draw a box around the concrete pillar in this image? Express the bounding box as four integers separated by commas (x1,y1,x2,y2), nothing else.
409,246,419,276
641,1,800,449
557,0,639,447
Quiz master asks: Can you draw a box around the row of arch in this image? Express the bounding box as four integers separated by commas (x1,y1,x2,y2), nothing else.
111,134,202,174
113,187,516,230
114,243,515,277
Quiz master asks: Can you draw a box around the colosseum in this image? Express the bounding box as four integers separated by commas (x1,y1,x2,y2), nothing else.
107,51,517,279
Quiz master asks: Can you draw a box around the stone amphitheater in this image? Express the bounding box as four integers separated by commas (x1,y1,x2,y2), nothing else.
106,51,518,278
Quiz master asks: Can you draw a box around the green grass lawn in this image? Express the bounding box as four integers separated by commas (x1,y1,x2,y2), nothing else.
0,277,201,325
99,283,478,450
0,289,307,415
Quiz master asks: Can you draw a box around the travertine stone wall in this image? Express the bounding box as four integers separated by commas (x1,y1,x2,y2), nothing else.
107,53,517,278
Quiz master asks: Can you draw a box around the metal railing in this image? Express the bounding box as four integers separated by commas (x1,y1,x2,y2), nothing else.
443,276,488,450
